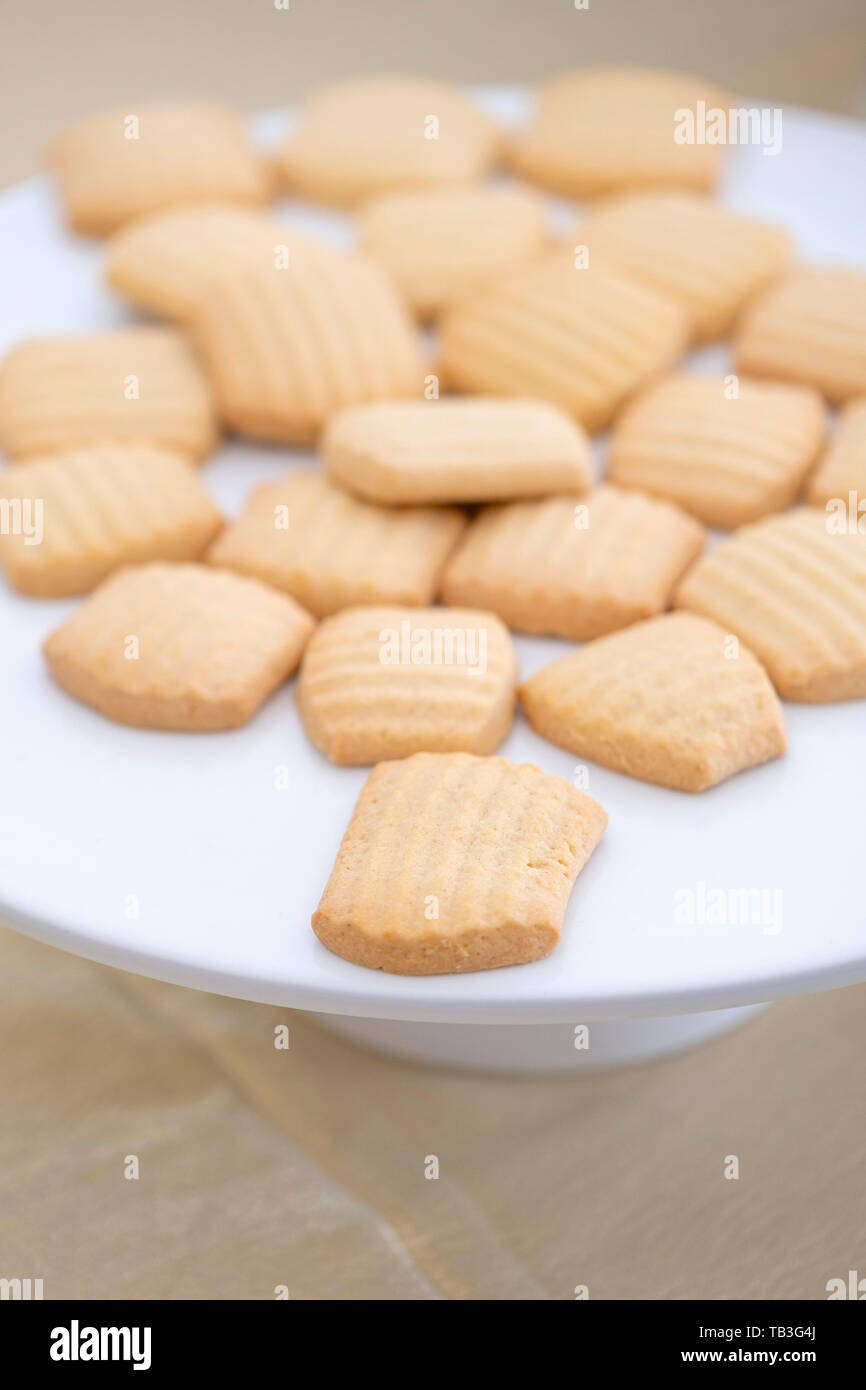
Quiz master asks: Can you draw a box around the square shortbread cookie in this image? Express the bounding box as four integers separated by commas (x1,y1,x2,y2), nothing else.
359,185,548,319
274,78,500,207
508,66,730,199
0,444,222,596
48,101,269,236
207,471,466,617
297,605,518,764
105,205,311,321
574,192,791,343
675,506,866,702
322,397,592,505
520,612,786,792
608,373,825,528
734,267,866,404
189,249,424,444
438,258,688,432
439,485,705,640
0,327,217,461
312,752,608,974
43,562,314,731
806,398,866,509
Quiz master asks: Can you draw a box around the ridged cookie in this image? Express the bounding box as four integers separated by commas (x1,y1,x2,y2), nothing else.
609,374,825,528
0,327,217,461
105,205,311,321
438,258,688,431
806,398,866,509
574,193,791,343
359,185,548,318
322,398,591,505
675,507,866,702
207,471,466,618
0,444,222,597
312,752,608,974
509,66,730,199
521,612,786,792
189,249,424,443
48,101,269,236
734,268,866,404
275,77,500,208
43,562,314,730
297,605,517,764
440,485,705,640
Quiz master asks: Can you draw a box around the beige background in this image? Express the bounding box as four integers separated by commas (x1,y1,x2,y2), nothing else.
2,925,865,1300
1,0,865,1301
1,0,865,185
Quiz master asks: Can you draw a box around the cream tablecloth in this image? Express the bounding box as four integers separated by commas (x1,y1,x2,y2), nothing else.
1,924,863,1300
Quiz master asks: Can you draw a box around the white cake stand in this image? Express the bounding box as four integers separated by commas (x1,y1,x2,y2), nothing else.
1,95,864,1072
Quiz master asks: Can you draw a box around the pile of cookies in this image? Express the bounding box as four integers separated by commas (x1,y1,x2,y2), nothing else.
1,71,865,977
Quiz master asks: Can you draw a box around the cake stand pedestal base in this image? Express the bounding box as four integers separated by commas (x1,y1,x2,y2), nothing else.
313,1002,768,1074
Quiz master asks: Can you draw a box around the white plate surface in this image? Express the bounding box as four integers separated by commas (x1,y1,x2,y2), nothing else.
1,93,865,1023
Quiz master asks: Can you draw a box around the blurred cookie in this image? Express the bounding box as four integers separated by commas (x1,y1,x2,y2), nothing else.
439,258,688,431
609,373,825,528
43,562,314,730
675,507,866,701
521,612,786,792
509,66,730,199
0,327,217,461
48,101,269,236
574,192,791,342
207,471,466,617
189,250,424,443
275,77,499,207
440,485,704,640
297,605,517,764
106,205,309,320
359,185,547,318
734,267,866,404
322,397,591,505
806,398,866,509
0,444,222,596
312,752,608,974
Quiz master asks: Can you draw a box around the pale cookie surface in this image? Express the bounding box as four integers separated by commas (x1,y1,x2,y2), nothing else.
207,471,466,617
189,248,423,443
322,398,592,505
0,327,217,461
574,192,791,343
509,66,729,199
439,258,688,431
43,563,314,731
609,373,825,529
275,77,499,207
675,507,866,702
520,612,786,793
105,205,311,321
0,444,222,597
806,397,866,509
297,605,517,764
359,185,548,318
734,267,866,404
48,101,268,236
312,752,608,975
440,485,705,640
